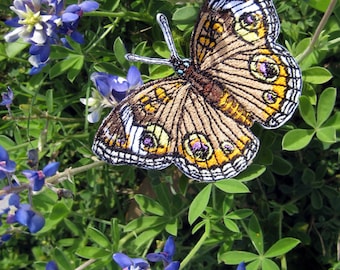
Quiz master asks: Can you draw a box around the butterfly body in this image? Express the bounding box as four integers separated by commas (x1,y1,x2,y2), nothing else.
92,0,302,182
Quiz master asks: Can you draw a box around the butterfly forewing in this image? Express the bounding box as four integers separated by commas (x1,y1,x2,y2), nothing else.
191,0,302,128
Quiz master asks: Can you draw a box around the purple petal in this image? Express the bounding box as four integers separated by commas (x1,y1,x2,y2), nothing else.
126,66,142,87
15,204,33,226
0,146,9,162
61,13,79,23
90,72,115,97
236,262,246,270
1,234,11,242
165,261,180,270
22,170,40,182
113,253,134,268
46,261,58,270
164,236,175,258
79,1,100,12
131,258,150,269
111,80,129,93
70,31,84,44
64,5,81,14
8,193,20,208
146,252,167,263
5,17,20,27
42,162,60,177
29,64,47,75
29,45,50,62
28,213,45,233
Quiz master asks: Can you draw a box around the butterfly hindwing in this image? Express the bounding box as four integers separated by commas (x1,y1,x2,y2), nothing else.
174,88,259,181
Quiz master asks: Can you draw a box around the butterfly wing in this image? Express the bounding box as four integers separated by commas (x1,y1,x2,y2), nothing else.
174,87,259,181
191,0,302,128
93,76,259,181
92,77,188,170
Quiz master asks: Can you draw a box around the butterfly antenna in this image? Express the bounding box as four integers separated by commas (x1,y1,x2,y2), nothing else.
125,13,181,67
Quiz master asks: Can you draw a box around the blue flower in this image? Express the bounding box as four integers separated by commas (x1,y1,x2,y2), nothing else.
146,236,180,269
5,0,99,74
236,262,246,270
46,260,58,270
22,162,60,191
59,1,99,44
0,193,20,217
113,252,150,270
4,0,56,44
0,87,14,109
0,233,12,245
14,203,45,233
0,145,16,180
81,66,143,123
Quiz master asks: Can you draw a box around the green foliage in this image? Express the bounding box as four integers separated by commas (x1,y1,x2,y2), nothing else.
0,0,339,269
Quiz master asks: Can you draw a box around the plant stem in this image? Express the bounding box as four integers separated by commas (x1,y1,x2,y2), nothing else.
296,0,337,63
46,160,106,185
180,220,211,269
85,11,153,24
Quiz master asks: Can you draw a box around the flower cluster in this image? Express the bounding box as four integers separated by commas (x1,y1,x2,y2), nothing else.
113,236,246,270
0,145,59,237
81,66,143,123
4,0,99,74
113,236,180,270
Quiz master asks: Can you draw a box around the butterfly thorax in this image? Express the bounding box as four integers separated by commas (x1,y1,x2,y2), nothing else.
171,57,191,76
183,64,253,128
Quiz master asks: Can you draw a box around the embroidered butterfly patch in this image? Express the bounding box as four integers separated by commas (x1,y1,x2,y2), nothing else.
92,0,302,182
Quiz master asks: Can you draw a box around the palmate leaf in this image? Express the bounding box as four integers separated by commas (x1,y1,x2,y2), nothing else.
282,129,315,151
188,184,212,224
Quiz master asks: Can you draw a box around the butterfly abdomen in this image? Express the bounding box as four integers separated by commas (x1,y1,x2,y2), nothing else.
186,68,253,127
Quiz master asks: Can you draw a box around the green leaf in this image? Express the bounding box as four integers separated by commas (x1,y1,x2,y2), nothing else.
223,219,240,233
316,126,336,143
0,136,16,148
219,251,258,264
134,194,165,216
153,41,171,59
235,164,266,181
264,237,300,257
248,215,264,254
261,258,280,270
46,89,54,114
226,209,253,220
214,179,250,193
282,129,315,151
311,190,323,209
54,247,73,270
307,0,331,12
299,96,316,127
49,55,83,79
6,41,29,58
188,184,212,225
323,111,340,129
317,87,336,126
302,67,332,84
172,6,198,24
165,218,178,236
124,216,166,231
76,247,110,259
87,227,111,248
270,156,292,175
67,55,84,82
114,36,128,67
134,227,164,248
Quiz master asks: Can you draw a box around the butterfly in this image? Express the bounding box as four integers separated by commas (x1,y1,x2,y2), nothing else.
92,0,302,182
